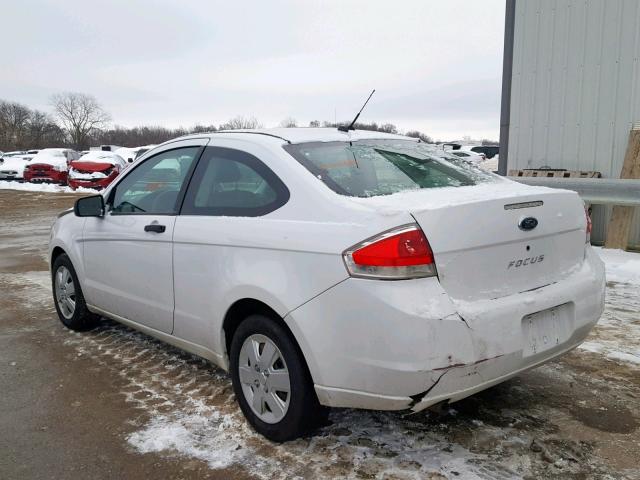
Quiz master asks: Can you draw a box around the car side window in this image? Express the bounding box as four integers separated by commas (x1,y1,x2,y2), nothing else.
181,147,289,217
110,147,200,215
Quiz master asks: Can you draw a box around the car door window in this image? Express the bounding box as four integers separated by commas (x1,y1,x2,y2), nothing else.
110,147,200,215
181,147,289,216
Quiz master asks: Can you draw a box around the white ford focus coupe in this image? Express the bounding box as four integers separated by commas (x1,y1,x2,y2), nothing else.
49,128,605,441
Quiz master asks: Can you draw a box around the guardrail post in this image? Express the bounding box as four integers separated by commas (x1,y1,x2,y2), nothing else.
604,126,640,250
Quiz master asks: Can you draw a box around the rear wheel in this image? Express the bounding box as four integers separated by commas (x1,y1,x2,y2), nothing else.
52,254,97,330
230,314,326,441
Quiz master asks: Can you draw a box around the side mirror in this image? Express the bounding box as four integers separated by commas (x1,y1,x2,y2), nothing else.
74,195,105,217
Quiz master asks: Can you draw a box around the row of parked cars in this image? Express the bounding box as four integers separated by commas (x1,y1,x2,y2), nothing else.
0,145,155,190
442,144,499,163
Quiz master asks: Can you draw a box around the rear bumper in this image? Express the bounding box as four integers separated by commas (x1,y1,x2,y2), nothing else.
68,172,118,190
24,170,67,184
285,247,605,411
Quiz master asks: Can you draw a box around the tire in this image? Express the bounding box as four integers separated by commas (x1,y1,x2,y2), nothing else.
52,253,97,331
230,314,327,442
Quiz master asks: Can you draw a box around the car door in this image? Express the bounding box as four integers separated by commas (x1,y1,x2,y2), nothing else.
172,144,291,355
82,139,207,333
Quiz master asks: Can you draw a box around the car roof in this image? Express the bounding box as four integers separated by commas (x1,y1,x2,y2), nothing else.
79,150,121,158
174,127,418,146
38,148,70,153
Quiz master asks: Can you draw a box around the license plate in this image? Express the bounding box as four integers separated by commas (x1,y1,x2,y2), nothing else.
521,304,573,356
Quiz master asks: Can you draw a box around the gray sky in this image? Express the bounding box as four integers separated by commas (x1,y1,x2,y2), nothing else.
2,0,505,141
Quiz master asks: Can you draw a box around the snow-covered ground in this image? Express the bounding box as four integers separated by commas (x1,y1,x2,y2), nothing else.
579,248,640,366
0,180,95,194
595,246,640,285
60,246,640,479
2,189,638,479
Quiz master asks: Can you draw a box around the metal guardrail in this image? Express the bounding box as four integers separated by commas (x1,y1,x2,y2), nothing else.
508,177,640,206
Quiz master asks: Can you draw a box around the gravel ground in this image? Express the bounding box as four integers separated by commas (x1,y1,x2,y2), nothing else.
0,189,638,480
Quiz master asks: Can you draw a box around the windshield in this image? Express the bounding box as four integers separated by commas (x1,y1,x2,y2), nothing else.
284,140,497,197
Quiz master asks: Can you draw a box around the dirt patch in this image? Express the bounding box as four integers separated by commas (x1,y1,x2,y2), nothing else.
570,404,637,434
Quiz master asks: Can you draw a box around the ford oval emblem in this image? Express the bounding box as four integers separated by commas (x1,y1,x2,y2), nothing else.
519,217,538,231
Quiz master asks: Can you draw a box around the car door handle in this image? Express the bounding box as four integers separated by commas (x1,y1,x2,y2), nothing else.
144,224,166,233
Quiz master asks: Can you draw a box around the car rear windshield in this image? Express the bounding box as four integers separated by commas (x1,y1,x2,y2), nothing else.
283,139,497,197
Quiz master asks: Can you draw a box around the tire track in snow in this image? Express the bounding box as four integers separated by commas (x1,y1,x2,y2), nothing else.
61,321,520,480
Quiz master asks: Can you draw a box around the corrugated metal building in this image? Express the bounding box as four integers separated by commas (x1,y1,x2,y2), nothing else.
500,0,640,248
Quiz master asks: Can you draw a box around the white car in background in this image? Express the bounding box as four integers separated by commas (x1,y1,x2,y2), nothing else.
0,150,27,159
0,151,30,180
49,128,605,441
22,149,41,160
450,149,485,164
115,145,157,164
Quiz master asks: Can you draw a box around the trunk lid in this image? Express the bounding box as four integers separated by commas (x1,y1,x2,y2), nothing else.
70,161,115,173
30,163,56,173
408,183,587,302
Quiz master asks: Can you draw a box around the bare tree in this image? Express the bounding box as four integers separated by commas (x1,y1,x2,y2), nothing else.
309,120,321,128
377,123,398,134
26,110,66,148
219,116,262,130
190,124,218,134
279,117,298,128
406,130,433,143
0,100,65,150
50,92,110,149
94,124,221,146
0,101,31,150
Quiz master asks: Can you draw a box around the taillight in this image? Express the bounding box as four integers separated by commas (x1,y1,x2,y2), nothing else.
585,205,592,244
343,224,437,280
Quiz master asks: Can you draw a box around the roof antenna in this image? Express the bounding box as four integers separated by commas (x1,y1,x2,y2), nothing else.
338,89,375,132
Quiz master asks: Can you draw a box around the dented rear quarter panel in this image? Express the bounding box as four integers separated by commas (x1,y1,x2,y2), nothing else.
289,247,605,410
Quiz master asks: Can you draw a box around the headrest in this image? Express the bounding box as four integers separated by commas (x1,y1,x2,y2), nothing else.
214,160,241,183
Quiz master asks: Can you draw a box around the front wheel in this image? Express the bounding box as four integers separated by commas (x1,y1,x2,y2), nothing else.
52,254,97,330
230,314,326,441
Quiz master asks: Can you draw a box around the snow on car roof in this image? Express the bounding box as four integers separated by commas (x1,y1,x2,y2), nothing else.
0,155,30,168
30,149,72,167
33,148,71,157
176,128,418,146
78,150,125,163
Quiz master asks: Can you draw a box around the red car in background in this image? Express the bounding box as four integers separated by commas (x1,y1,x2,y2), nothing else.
68,151,127,190
23,149,80,185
